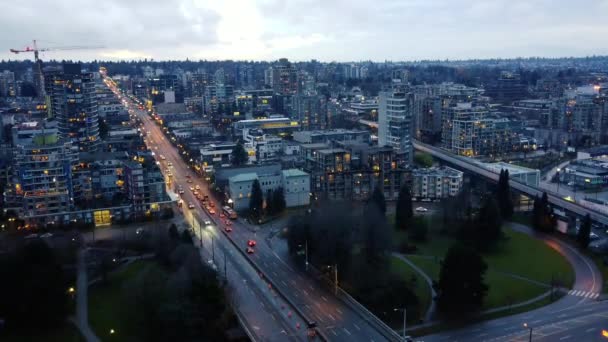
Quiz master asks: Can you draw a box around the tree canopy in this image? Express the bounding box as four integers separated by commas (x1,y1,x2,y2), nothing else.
249,179,264,221
395,184,413,231
434,244,488,315
230,143,248,166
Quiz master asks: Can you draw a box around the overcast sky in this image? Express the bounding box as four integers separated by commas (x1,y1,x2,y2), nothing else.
2,0,608,62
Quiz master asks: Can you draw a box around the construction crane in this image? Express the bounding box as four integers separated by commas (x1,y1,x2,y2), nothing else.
9,39,103,97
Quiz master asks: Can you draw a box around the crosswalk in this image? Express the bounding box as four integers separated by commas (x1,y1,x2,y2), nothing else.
567,289,599,299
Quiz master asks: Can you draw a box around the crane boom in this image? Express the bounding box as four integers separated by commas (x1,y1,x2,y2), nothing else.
8,39,104,98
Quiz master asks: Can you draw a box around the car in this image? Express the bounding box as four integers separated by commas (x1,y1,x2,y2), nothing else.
187,179,193,183
167,162,173,167
195,185,200,190
160,155,166,160
225,220,232,226
246,247,255,254
189,186,195,191
209,201,215,208
219,213,226,219
188,202,195,209
415,207,428,212
225,226,233,232
136,228,145,235
204,220,212,226
193,190,199,196
247,239,257,247
209,208,216,215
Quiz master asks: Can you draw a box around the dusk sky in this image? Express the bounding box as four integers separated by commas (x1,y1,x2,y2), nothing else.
2,0,608,62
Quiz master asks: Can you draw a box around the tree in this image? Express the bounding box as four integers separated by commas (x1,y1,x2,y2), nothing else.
265,189,274,216
249,179,264,221
533,192,555,233
434,244,488,315
180,230,193,245
496,169,514,219
414,152,434,167
369,184,386,214
577,214,592,249
409,217,428,242
230,143,248,166
168,223,179,240
0,240,69,332
395,184,413,230
475,196,503,249
272,188,286,214
363,203,392,264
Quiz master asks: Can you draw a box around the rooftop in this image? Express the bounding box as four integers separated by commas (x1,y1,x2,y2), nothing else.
229,173,258,183
282,169,309,178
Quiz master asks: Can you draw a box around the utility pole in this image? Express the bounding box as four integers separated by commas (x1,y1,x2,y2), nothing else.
394,308,407,340
334,263,338,295
305,239,309,271
224,252,227,284
212,235,215,263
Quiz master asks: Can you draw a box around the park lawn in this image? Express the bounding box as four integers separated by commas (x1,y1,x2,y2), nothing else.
400,220,575,288
2,323,84,342
390,256,432,321
484,227,575,287
89,260,167,342
404,256,549,311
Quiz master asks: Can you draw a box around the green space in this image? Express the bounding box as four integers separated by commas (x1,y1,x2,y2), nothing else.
391,256,432,319
89,260,165,342
2,324,84,342
393,210,574,314
396,219,574,287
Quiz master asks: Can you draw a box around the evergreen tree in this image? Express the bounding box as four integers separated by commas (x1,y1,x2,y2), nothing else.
181,230,193,244
434,244,488,315
533,192,555,232
231,143,248,166
265,189,274,216
577,214,592,249
395,185,413,231
476,196,503,248
369,184,387,214
496,169,514,219
272,188,286,214
249,179,264,221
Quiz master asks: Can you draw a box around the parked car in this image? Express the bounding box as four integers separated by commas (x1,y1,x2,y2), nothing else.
415,207,428,212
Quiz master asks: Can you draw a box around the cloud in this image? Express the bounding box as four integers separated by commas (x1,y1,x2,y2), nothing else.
1,0,607,61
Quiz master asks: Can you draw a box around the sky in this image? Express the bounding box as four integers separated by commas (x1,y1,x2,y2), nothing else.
2,0,608,62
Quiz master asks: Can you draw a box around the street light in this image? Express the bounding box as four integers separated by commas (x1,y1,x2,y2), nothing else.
523,323,532,341
394,307,407,341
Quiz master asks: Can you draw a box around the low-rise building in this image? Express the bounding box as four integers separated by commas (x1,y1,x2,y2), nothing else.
482,162,541,187
227,168,310,211
412,166,463,200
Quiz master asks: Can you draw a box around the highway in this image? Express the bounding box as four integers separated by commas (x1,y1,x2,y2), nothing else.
108,80,397,341
414,140,608,226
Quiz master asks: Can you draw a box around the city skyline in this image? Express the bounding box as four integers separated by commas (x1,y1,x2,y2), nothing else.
2,0,608,62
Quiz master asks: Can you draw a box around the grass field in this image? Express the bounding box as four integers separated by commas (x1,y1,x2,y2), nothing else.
394,216,575,313
390,256,432,321
89,260,166,342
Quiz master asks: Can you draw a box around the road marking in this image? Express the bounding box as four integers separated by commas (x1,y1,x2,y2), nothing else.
271,314,276,321
336,308,343,314
343,328,352,336
353,323,361,331
328,314,336,321
585,327,596,333
331,330,338,336
531,320,542,324
281,280,287,286
558,314,567,318
321,296,328,302
593,293,600,299
559,335,571,340
303,290,309,296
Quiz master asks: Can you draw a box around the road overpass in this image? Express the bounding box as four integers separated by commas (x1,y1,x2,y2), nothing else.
413,140,608,226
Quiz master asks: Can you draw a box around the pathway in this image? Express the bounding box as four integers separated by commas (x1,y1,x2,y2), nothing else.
74,248,100,342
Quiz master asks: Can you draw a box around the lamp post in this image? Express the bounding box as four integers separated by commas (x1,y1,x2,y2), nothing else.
394,308,407,341
523,323,533,341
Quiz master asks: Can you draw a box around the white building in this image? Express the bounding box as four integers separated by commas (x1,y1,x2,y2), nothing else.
481,162,540,187
411,166,463,200
228,169,310,211
378,90,413,163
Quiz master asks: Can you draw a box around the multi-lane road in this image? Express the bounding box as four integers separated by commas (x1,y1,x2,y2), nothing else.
108,81,395,342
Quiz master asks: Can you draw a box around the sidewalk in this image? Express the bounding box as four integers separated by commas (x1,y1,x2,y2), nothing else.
73,248,100,342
